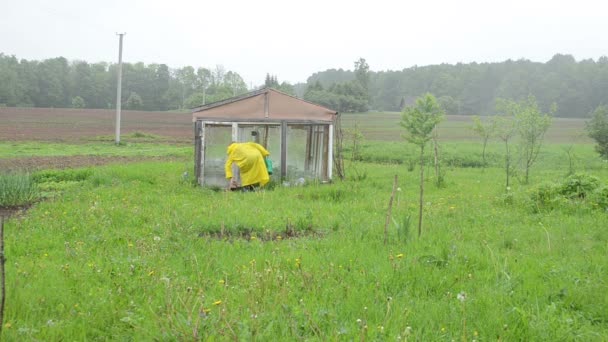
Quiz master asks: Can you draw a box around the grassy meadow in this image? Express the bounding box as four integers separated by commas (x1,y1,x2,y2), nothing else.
1,113,607,340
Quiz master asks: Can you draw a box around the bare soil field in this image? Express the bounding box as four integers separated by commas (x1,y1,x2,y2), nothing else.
0,107,193,142
2,107,589,144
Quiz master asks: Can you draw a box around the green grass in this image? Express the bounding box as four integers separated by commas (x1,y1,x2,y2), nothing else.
2,157,607,340
0,141,191,159
0,172,39,207
341,112,592,144
1,113,607,340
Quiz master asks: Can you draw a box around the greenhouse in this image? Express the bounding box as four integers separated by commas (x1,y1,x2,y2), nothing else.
192,88,338,187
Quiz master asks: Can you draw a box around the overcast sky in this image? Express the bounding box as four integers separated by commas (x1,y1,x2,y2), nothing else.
2,0,607,86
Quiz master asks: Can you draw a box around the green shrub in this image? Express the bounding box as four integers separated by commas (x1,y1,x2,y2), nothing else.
590,186,608,210
0,172,39,207
33,168,92,183
527,173,606,212
529,182,562,209
560,173,601,199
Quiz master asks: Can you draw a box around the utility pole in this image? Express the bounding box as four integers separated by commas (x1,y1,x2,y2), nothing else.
115,33,126,145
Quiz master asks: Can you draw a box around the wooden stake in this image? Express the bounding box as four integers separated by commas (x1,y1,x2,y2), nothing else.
384,175,398,245
0,216,5,334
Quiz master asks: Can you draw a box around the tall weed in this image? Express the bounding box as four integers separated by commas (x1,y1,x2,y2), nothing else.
0,172,39,207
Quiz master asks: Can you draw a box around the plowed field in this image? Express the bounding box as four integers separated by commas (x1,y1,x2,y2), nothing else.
0,107,192,142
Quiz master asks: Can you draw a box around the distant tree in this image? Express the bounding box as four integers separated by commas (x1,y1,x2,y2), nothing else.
354,58,370,92
401,93,445,237
173,66,197,108
438,95,459,115
264,73,279,88
71,96,85,108
195,67,212,105
303,89,339,110
224,71,247,96
184,92,205,108
515,96,553,183
37,57,69,107
152,64,171,110
205,84,234,103
212,65,226,87
263,74,295,95
586,104,608,159
0,54,20,106
126,92,143,110
471,115,497,166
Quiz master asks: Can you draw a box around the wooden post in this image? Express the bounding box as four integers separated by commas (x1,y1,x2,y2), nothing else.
281,121,287,180
194,121,201,184
418,146,425,237
263,125,269,149
384,175,398,245
322,125,329,181
0,216,5,334
328,123,334,180
304,126,312,172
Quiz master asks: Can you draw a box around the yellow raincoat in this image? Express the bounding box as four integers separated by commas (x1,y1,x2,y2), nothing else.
225,142,271,187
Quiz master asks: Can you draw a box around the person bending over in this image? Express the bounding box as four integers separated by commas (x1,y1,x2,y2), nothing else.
225,142,270,191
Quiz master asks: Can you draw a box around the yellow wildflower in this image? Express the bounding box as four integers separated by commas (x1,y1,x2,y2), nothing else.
213,300,222,306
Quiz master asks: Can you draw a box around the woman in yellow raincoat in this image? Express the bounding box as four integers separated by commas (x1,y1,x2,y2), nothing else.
225,142,271,190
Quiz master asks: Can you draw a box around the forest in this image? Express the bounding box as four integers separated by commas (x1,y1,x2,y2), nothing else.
1,53,607,118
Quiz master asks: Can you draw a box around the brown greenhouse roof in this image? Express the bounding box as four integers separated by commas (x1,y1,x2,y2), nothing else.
191,88,338,122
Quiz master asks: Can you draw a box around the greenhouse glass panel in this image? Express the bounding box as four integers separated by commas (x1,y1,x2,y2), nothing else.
202,124,232,187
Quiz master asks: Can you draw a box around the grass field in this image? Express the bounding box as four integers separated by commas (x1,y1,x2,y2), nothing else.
340,112,592,144
1,109,607,340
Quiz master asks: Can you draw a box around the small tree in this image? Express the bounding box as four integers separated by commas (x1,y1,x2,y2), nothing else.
347,122,364,161
586,105,608,159
471,115,497,167
71,96,86,108
494,99,518,189
401,93,444,237
345,122,365,180
515,96,553,184
126,92,143,110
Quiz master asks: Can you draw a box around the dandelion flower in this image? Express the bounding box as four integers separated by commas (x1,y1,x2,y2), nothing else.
396,253,404,259
213,300,222,306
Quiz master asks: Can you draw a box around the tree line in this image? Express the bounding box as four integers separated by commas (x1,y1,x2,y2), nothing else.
306,54,608,118
0,54,253,111
2,53,608,118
